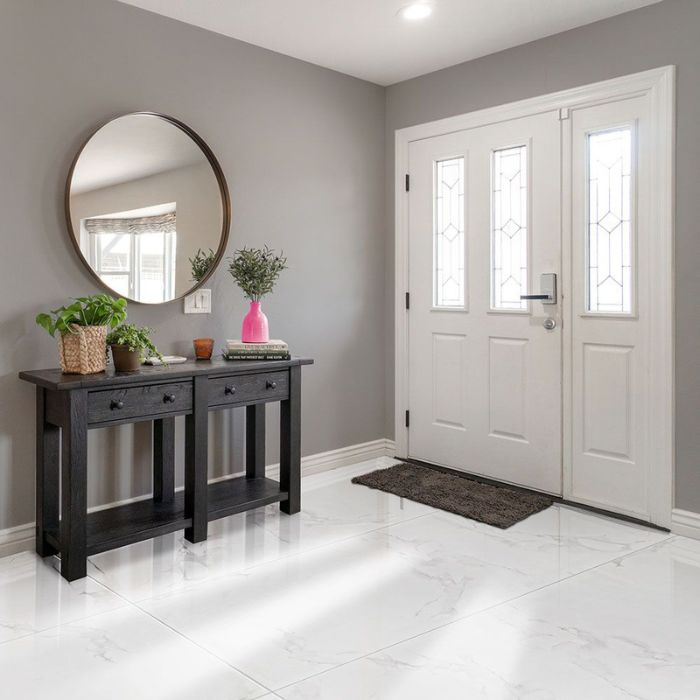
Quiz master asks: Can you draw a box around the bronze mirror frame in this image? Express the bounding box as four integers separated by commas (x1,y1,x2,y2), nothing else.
64,112,231,304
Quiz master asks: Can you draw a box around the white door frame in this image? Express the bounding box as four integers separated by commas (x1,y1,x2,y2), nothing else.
394,66,675,527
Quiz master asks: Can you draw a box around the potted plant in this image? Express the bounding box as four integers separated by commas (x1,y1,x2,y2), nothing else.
35,294,127,374
189,247,217,282
228,246,287,343
107,323,165,372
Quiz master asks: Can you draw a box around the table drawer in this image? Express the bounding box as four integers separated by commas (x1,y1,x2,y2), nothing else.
88,381,193,423
209,370,289,407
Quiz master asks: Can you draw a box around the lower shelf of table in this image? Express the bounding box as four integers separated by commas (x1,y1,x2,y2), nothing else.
46,477,287,557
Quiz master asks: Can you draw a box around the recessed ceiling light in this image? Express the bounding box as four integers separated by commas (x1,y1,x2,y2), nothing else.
399,3,433,21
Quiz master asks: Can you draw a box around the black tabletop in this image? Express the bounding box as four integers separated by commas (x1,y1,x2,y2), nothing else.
19,357,314,391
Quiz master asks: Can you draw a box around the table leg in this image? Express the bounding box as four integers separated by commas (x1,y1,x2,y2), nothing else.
153,417,175,503
246,404,266,479
280,365,301,514
185,375,208,542
60,390,88,581
35,387,59,557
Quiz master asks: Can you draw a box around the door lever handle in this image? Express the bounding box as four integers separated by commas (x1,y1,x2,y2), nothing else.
521,273,557,304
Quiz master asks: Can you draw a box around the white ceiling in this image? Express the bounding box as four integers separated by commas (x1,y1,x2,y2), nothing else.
115,0,661,85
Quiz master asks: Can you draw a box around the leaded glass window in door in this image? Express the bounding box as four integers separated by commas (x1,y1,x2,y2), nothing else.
492,145,528,310
587,127,633,314
434,157,465,308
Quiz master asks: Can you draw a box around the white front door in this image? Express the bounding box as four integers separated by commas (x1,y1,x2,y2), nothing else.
399,69,674,525
566,94,655,520
407,111,562,494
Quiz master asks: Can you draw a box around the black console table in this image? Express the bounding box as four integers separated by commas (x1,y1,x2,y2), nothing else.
19,357,313,581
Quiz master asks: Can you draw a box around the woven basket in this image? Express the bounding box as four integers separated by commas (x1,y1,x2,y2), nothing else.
58,325,108,375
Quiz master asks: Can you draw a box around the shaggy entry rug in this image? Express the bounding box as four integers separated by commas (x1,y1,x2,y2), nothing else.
352,462,554,529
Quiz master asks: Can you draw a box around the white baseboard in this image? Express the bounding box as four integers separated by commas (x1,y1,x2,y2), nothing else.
267,438,396,479
0,438,397,559
0,523,36,559
671,508,700,540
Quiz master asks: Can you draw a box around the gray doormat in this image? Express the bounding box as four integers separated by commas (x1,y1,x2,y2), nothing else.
352,462,554,529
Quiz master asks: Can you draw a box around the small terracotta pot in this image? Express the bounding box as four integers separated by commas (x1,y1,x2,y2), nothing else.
111,344,141,372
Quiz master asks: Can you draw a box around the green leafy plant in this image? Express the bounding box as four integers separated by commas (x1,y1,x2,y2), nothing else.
189,248,217,282
35,294,127,337
227,246,287,301
106,323,165,363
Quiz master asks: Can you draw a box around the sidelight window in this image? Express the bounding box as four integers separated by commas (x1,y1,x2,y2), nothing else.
586,127,633,314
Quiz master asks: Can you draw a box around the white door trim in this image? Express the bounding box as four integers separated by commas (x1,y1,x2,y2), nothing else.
394,66,675,527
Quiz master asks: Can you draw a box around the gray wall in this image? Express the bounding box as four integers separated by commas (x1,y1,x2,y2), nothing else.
384,0,700,511
0,0,385,532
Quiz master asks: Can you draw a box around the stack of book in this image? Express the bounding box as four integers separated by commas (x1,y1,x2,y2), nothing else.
223,339,290,361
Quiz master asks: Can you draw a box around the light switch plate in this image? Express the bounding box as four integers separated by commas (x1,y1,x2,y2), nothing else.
184,288,212,314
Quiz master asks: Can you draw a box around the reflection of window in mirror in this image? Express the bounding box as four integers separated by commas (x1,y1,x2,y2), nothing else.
82,203,177,303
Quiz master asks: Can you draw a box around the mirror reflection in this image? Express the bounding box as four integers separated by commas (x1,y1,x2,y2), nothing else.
67,113,227,303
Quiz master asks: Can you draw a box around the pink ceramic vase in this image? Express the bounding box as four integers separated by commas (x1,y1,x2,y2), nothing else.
241,301,269,343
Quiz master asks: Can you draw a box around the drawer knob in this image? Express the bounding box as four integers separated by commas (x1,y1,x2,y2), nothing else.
225,385,236,395
266,380,277,389
110,399,124,410
163,393,176,403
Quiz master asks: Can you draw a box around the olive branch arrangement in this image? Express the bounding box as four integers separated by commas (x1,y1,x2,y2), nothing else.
227,246,287,301
189,248,217,283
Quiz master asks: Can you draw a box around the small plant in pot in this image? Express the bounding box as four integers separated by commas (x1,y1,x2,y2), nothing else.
189,247,217,283
228,246,287,343
35,294,128,375
107,323,165,372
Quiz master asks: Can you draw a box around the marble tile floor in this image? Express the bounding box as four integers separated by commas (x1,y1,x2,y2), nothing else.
1,457,696,699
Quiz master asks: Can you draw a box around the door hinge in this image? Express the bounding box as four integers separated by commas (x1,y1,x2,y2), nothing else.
405,292,410,310
405,173,410,192
405,410,410,428
559,107,570,120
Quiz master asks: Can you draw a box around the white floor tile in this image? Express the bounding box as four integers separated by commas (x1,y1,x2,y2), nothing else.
0,606,268,700
429,502,669,578
254,457,434,552
0,551,126,644
278,537,700,700
86,508,288,602
0,461,683,700
138,496,667,689
88,457,431,602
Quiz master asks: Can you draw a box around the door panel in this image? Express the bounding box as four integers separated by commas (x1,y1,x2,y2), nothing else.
582,343,634,461
569,95,650,518
407,111,562,494
432,333,468,429
488,336,528,442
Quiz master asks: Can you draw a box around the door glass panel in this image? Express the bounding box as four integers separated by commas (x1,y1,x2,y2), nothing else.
492,145,527,310
434,157,465,308
587,127,632,314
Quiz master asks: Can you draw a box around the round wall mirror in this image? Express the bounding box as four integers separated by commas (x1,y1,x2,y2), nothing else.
66,113,230,304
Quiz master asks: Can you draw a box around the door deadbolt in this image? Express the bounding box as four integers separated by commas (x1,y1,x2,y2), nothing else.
543,318,557,330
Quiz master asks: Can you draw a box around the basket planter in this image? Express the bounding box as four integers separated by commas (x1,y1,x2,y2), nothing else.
58,325,108,375
110,344,141,372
